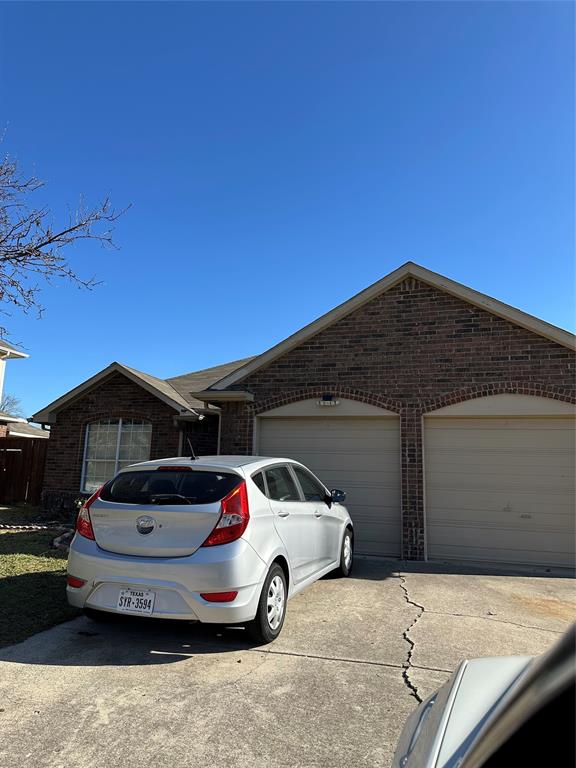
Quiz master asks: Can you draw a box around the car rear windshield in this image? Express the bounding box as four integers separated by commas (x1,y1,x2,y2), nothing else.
100,470,242,505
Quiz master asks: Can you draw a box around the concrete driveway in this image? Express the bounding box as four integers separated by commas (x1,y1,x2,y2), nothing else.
0,559,573,768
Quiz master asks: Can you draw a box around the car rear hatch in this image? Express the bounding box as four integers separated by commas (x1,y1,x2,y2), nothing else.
88,467,243,557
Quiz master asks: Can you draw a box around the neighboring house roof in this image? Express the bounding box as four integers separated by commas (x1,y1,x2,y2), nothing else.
0,410,27,424
206,262,576,392
7,422,49,439
31,358,253,424
0,340,28,359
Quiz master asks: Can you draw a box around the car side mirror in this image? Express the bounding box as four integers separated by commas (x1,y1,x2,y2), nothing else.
331,489,346,504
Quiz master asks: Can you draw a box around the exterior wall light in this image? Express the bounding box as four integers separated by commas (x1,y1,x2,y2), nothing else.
318,394,340,407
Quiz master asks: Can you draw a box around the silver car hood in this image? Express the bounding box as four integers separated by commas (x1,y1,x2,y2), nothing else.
436,656,532,767
393,656,532,768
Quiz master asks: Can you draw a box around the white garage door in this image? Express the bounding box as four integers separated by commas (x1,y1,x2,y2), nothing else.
425,416,576,567
258,415,400,556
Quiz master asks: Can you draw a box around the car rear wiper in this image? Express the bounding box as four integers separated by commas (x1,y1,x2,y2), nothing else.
149,494,193,505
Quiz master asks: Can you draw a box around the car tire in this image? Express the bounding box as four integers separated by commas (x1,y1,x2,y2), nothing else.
335,528,354,577
246,563,287,644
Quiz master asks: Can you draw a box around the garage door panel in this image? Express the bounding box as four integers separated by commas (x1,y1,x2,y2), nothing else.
429,473,575,493
429,494,575,519
425,416,576,568
429,537,573,568
259,416,400,557
428,452,574,472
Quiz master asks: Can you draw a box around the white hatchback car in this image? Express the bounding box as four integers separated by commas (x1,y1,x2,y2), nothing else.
67,456,353,643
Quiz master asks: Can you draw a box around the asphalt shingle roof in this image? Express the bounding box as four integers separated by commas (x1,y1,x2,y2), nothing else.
166,357,256,409
7,422,49,439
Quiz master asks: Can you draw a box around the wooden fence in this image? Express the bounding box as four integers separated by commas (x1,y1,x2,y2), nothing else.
0,437,48,506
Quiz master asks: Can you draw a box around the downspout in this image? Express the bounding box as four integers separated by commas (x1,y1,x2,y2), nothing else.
212,406,222,455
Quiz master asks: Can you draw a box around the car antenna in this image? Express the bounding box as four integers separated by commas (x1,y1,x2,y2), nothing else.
186,437,198,461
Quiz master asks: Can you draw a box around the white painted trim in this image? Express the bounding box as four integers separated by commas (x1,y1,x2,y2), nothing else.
421,413,428,562
0,343,28,359
80,418,153,492
32,362,196,423
426,394,576,418
0,415,27,425
8,429,49,439
192,390,254,402
259,398,398,418
211,262,575,390
79,423,91,492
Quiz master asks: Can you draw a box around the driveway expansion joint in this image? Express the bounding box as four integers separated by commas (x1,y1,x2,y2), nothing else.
254,647,405,670
397,573,425,703
424,610,564,635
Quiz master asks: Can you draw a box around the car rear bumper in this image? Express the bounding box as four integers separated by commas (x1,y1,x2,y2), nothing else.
67,533,268,623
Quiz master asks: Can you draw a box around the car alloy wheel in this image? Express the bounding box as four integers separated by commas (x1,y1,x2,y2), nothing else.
343,532,353,571
266,574,285,630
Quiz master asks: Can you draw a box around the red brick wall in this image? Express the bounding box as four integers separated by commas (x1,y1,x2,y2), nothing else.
181,416,219,457
43,372,181,494
219,278,576,559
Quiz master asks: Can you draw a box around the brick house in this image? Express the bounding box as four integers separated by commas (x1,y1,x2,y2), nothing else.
33,263,576,567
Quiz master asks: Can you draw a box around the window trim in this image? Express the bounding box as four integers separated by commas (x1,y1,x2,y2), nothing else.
80,418,152,493
262,463,304,503
291,464,329,503
250,470,270,498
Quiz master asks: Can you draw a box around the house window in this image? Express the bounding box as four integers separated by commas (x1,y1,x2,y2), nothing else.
82,419,152,493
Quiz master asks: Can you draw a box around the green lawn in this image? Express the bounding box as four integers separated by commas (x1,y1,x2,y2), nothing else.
0,529,80,648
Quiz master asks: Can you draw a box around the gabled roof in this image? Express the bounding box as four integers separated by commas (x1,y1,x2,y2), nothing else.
0,339,28,360
32,362,195,424
208,262,576,391
167,357,255,409
31,358,253,424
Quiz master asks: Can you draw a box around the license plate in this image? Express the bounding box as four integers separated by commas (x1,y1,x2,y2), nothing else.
117,588,155,615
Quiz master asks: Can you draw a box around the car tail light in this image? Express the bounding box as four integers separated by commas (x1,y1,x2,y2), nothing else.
201,482,249,547
76,486,102,540
67,575,86,588
200,591,238,602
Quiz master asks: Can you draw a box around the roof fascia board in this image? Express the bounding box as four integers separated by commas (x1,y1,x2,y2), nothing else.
409,264,576,351
0,340,29,359
32,363,196,424
9,429,49,439
211,262,575,390
192,390,255,402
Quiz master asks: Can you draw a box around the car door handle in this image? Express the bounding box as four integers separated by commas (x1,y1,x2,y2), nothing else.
314,511,323,518
277,511,290,518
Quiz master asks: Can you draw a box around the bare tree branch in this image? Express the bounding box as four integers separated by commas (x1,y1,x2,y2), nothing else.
0,150,129,338
0,391,24,417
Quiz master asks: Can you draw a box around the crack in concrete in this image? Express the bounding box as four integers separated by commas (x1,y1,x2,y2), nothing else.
397,573,425,703
424,610,564,635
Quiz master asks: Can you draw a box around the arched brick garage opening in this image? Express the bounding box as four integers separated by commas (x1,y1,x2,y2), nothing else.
256,396,401,557
424,394,576,567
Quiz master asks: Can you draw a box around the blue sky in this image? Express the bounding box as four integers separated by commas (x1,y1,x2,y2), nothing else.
0,1,574,417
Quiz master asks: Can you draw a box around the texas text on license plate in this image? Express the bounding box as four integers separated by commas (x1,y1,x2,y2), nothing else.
117,588,155,615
